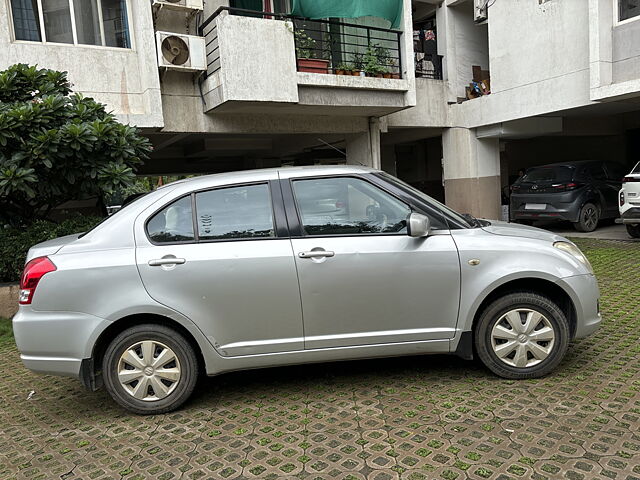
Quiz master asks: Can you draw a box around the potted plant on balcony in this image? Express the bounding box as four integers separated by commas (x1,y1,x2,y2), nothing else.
294,29,330,74
364,45,384,77
351,52,365,76
335,63,351,75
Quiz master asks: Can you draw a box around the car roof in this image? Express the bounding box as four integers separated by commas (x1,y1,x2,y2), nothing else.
527,160,619,169
159,164,378,190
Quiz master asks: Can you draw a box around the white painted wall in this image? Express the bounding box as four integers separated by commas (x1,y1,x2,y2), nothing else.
0,0,163,128
489,0,589,95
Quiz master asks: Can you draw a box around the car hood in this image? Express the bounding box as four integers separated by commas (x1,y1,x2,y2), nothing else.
480,220,566,243
26,234,82,262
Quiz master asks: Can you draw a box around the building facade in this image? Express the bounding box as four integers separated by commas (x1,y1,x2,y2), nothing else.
2,0,640,219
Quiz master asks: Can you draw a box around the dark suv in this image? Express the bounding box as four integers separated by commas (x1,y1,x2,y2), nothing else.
510,160,626,232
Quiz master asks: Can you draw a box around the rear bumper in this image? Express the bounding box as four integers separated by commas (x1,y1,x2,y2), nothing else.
13,308,108,379
510,193,583,223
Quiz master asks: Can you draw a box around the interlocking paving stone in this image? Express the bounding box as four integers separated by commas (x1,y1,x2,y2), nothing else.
0,238,639,479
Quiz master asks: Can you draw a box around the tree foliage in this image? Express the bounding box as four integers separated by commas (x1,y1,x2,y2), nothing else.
0,64,152,224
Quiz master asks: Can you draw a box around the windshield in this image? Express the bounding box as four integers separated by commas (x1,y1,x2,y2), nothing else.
632,162,640,174
377,172,473,228
520,166,574,183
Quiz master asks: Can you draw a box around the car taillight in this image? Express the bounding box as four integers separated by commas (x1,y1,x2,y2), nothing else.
552,182,581,191
623,176,640,182
19,256,56,305
620,191,625,207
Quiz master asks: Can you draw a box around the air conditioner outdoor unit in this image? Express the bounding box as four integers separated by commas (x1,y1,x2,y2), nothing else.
152,0,204,11
156,32,206,72
474,0,488,24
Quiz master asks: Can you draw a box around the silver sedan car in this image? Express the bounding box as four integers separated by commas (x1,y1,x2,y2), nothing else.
13,166,601,414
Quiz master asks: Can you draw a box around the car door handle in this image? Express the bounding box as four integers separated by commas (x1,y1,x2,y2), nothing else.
148,257,186,266
298,250,335,259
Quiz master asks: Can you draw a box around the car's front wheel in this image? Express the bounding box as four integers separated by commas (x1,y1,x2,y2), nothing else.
626,223,640,238
475,292,570,379
102,324,199,415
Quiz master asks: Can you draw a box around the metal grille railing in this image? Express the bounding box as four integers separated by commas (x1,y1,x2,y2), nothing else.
198,7,404,80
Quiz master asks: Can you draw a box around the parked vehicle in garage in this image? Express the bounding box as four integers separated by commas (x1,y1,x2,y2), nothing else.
619,161,640,238
14,166,601,414
510,160,626,232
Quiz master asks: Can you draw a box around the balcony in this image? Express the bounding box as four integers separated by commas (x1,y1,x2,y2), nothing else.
197,7,415,116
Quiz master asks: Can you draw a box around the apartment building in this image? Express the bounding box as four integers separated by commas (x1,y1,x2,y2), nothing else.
2,0,640,219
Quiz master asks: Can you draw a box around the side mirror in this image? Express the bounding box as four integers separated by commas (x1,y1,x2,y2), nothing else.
407,212,431,238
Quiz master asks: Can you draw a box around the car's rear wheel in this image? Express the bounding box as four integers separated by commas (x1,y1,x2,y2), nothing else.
475,292,570,379
573,202,600,232
102,324,198,415
626,224,640,238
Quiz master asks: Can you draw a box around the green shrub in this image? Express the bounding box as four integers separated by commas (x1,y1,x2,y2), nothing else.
0,64,151,224
0,215,103,283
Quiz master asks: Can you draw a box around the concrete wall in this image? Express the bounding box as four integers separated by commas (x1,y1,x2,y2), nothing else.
489,0,588,95
612,20,640,83
589,0,640,100
0,0,163,128
447,0,594,128
386,78,449,128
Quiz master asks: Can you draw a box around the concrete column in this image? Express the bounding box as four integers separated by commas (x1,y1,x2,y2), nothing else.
442,127,501,220
346,118,381,169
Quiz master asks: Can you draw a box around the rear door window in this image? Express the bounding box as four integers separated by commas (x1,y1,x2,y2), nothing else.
195,184,274,240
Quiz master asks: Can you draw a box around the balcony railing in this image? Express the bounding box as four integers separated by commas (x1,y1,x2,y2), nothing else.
199,7,403,80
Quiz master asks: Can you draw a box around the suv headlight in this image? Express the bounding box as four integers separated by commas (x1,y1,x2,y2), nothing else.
553,241,593,273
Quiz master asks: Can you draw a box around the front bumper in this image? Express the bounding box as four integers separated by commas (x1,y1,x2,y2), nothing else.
557,274,601,339
13,308,109,378
510,192,583,223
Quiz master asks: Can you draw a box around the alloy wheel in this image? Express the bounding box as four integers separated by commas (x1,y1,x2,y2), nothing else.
490,308,556,368
582,205,598,231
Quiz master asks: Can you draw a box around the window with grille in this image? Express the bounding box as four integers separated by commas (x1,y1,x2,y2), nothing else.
10,0,131,48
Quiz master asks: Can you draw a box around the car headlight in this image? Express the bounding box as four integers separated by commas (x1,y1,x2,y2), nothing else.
553,241,593,273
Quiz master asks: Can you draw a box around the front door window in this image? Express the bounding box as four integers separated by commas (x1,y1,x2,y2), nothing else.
292,177,411,235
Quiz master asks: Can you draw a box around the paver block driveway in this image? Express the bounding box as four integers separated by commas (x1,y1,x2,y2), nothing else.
0,238,638,480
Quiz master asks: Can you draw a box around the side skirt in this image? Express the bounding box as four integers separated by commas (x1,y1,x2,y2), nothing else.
203,338,452,376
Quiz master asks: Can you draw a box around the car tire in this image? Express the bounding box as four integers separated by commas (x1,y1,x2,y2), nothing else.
626,224,640,238
474,292,570,379
573,202,600,232
102,324,199,415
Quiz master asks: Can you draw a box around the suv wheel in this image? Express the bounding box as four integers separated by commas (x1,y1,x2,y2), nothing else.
573,202,600,232
103,324,198,415
475,292,570,379
626,224,640,238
